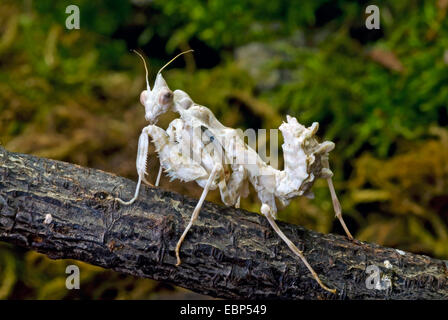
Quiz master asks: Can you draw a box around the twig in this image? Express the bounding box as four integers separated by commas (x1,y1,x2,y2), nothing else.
0,147,447,299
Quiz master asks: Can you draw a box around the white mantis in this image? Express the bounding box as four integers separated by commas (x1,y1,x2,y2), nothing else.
116,50,353,294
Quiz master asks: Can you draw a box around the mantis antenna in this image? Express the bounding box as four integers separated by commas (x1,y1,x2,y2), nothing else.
132,49,150,92
157,49,194,75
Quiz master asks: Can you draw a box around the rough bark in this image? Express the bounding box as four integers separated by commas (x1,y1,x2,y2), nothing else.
0,146,447,300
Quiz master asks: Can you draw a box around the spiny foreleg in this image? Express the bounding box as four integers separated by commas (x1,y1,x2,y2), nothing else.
116,125,168,205
116,126,151,205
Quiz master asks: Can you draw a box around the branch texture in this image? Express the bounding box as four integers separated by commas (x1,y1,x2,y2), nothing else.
0,147,447,299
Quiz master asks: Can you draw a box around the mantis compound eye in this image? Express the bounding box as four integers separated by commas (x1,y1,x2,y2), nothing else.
159,90,173,106
140,90,148,106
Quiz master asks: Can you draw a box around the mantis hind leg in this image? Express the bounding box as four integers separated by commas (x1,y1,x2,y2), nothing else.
327,177,353,240
260,203,337,295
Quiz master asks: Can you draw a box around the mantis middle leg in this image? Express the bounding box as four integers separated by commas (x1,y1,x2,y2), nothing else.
175,163,223,266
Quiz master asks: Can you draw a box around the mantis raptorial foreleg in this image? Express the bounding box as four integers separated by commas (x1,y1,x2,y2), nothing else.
175,163,222,266
117,176,143,205
117,127,150,205
142,177,153,187
260,204,336,294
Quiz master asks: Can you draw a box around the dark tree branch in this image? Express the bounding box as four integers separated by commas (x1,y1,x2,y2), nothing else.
0,147,447,299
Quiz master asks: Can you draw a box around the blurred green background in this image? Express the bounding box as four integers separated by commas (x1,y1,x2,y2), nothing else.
0,0,447,299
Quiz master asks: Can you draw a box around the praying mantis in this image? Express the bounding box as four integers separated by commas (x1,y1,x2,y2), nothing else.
116,50,353,294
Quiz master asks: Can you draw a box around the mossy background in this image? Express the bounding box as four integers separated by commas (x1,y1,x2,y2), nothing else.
0,0,447,299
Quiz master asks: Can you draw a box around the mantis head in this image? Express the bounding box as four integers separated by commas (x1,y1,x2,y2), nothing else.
134,50,193,124
140,72,173,124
